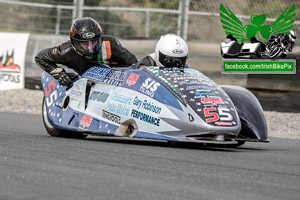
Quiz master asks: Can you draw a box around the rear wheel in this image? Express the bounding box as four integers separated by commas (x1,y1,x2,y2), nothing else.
42,97,87,138
269,46,282,58
233,140,246,147
223,140,246,148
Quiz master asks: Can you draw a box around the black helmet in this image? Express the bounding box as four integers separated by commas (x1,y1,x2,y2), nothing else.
70,17,103,56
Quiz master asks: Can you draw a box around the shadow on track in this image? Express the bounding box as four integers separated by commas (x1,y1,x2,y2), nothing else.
81,135,266,152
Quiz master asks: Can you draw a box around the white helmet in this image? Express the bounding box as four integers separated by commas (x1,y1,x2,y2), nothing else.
154,34,188,68
289,30,298,42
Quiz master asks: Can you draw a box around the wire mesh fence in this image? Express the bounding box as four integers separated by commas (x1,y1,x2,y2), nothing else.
0,0,299,42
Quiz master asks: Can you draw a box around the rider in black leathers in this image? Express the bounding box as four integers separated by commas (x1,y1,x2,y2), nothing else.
264,30,298,58
35,17,138,86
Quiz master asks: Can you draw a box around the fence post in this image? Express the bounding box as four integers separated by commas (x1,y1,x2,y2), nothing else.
177,0,182,36
55,6,61,35
145,10,150,38
179,0,190,40
72,0,84,23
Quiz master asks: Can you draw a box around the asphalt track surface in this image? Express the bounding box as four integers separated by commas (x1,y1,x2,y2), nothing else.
0,112,300,200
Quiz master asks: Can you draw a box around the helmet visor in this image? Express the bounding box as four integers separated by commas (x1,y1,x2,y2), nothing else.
159,52,187,68
72,37,102,56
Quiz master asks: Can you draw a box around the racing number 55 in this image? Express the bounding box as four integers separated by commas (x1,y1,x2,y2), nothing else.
204,107,232,123
45,80,58,107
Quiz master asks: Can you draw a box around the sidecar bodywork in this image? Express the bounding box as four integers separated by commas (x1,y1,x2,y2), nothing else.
42,65,268,146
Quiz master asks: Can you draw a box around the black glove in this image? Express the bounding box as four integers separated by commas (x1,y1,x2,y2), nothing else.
49,68,73,86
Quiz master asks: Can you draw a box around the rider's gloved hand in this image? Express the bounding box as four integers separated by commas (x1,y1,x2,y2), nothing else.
49,68,73,86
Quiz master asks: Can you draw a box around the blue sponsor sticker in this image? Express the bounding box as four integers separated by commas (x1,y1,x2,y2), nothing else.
139,78,160,97
110,92,132,105
131,109,160,126
186,85,216,90
89,91,109,103
133,96,162,114
195,91,216,98
104,70,125,86
82,67,111,81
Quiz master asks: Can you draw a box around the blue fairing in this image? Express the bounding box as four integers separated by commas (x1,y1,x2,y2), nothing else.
41,69,179,141
81,65,182,111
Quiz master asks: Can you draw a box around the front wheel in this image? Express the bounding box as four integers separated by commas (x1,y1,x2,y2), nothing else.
223,140,246,148
42,97,87,138
268,46,282,58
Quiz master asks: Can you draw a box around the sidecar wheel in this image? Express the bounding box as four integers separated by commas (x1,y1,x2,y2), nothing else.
226,140,246,148
269,46,282,58
42,98,87,138
234,140,246,147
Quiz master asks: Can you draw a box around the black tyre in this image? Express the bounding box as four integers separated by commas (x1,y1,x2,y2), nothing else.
234,140,246,147
224,140,246,148
42,97,87,138
269,46,282,58
256,52,262,58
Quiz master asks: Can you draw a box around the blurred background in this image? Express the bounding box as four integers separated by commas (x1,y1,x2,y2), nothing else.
1,0,299,41
0,0,300,111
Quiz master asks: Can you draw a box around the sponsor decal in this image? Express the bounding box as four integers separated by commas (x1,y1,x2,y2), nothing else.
83,32,95,39
83,67,111,82
105,100,116,113
163,68,184,72
133,96,162,114
105,100,130,116
131,109,160,127
195,91,216,98
201,97,224,105
116,104,130,116
104,70,125,86
110,92,131,105
126,73,140,86
102,110,121,124
89,91,109,103
139,78,160,97
172,49,184,54
186,85,216,90
173,77,215,86
80,114,93,128
173,76,193,80
215,121,233,126
178,80,202,85
70,85,83,101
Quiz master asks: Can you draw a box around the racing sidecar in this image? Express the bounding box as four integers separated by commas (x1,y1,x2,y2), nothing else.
41,65,268,147
221,38,264,58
